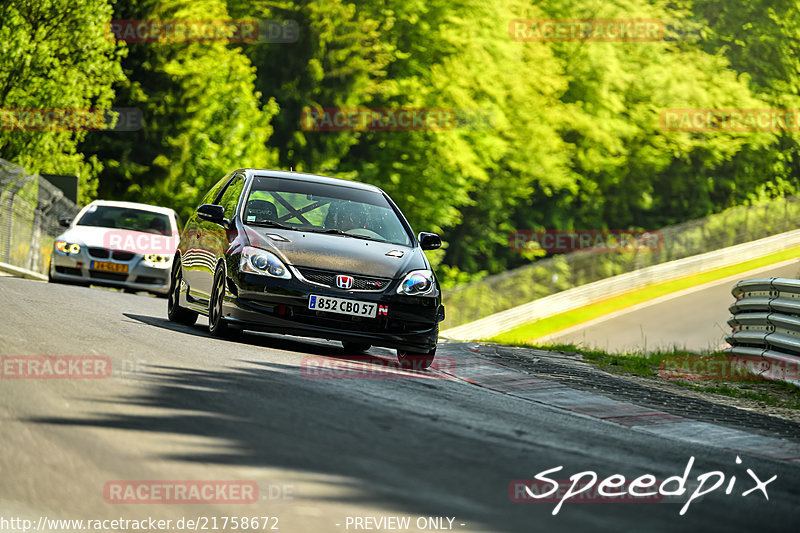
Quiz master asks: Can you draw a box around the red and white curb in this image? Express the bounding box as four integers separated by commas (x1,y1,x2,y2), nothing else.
434,344,800,463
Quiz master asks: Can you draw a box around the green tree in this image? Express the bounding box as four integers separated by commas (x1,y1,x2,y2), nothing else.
82,0,277,218
0,0,124,202
228,0,393,173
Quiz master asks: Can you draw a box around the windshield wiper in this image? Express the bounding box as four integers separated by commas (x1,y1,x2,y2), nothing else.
302,227,385,243
246,220,295,231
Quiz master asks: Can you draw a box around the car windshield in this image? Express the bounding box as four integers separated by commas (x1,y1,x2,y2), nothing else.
243,176,412,246
75,205,173,236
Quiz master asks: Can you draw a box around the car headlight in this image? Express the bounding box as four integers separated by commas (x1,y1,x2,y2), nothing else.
143,254,171,267
240,246,291,279
397,269,435,295
55,241,81,254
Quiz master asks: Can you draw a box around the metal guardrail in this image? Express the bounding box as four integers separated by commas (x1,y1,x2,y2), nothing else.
726,277,800,386
0,158,80,277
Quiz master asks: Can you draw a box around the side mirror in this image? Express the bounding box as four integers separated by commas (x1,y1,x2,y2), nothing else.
418,232,442,251
58,217,72,228
197,204,226,225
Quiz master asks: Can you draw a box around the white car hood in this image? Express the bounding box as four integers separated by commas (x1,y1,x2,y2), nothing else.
58,226,178,255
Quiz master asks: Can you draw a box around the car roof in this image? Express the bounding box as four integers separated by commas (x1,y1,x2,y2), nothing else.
86,200,176,216
238,169,383,193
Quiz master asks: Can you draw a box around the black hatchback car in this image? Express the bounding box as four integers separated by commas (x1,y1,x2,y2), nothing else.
168,169,445,368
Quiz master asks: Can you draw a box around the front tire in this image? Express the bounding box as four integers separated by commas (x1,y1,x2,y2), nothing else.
208,262,235,337
167,258,198,326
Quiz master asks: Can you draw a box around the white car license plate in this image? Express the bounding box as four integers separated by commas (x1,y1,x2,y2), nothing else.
308,295,377,318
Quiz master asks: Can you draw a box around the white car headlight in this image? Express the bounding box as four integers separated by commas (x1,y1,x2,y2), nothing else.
55,241,81,254
240,246,291,279
143,254,171,268
397,270,435,295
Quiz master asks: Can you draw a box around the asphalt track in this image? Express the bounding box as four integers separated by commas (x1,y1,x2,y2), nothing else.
1,277,799,533
542,259,800,353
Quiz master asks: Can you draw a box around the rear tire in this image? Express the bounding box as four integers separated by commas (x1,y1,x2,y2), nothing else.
397,348,436,370
167,258,198,326
342,342,371,353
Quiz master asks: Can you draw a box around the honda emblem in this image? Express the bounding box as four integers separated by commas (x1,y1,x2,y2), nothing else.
336,275,354,289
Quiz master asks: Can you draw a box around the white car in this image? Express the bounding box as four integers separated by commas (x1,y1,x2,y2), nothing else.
48,200,180,296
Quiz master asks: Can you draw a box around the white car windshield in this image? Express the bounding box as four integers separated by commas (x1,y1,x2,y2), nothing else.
76,205,172,236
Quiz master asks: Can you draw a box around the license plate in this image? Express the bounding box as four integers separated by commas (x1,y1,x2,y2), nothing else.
91,261,128,273
308,295,377,318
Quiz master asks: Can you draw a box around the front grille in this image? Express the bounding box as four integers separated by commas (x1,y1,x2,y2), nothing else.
88,247,110,259
135,276,162,285
89,247,135,261
89,271,127,281
112,251,135,261
296,267,391,291
55,266,82,276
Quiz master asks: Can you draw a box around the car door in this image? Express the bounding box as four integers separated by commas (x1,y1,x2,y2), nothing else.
181,172,235,305
192,173,246,304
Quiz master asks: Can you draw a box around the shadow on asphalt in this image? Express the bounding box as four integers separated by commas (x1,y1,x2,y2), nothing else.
121,313,441,372
27,355,543,531
27,317,767,532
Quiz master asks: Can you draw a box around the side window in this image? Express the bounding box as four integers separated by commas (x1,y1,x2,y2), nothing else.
218,175,246,219
199,172,234,206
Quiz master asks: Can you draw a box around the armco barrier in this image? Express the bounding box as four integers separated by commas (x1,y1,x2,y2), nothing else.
442,230,800,341
726,278,800,386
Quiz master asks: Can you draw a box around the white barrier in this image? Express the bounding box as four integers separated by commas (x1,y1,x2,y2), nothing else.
442,229,800,340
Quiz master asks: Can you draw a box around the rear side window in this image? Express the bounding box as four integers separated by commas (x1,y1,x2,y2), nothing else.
218,174,246,219
200,172,234,206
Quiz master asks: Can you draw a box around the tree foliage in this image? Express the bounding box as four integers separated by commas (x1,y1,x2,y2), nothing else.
5,0,800,280
0,0,124,202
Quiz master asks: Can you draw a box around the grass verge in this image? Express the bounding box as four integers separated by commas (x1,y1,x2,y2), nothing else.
492,245,800,345
505,341,800,409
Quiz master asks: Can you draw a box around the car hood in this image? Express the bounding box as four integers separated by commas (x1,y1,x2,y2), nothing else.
243,227,426,279
57,226,178,254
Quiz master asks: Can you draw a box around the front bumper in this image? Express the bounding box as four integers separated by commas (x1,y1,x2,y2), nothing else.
50,247,172,294
216,271,443,352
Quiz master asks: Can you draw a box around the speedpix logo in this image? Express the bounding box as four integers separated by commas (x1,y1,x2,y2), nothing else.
510,456,776,515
